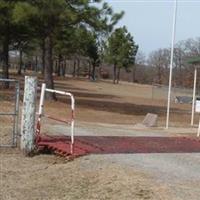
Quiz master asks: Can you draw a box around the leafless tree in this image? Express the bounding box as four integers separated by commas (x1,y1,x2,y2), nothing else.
133,51,146,82
148,48,170,85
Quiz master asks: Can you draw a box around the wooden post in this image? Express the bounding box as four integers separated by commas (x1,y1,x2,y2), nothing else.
20,76,37,155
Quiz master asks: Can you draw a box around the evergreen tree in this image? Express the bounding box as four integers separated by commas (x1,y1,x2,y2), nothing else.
14,0,123,99
0,1,20,87
105,26,138,84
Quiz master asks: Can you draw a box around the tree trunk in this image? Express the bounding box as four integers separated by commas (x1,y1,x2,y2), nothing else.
54,59,58,74
92,63,96,81
158,66,162,85
88,61,91,79
77,59,80,77
57,54,62,76
116,67,121,84
72,60,76,77
132,65,136,82
61,60,66,77
44,34,56,100
113,64,117,84
2,34,9,88
179,63,183,86
42,39,45,75
35,55,38,72
18,49,23,75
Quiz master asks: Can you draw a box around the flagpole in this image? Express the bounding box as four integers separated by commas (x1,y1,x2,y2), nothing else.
166,0,178,129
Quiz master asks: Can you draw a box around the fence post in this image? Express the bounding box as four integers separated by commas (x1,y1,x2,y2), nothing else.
20,76,37,155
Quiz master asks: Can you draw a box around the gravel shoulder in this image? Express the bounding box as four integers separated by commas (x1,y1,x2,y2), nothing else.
2,121,200,200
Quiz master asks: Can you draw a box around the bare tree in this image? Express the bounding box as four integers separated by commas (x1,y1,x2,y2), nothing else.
135,51,146,65
148,49,170,85
175,38,200,87
133,51,146,82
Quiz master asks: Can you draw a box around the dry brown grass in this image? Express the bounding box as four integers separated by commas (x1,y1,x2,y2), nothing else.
0,75,197,200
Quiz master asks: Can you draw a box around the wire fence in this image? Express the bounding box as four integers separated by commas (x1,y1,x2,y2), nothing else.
151,84,200,102
0,79,20,147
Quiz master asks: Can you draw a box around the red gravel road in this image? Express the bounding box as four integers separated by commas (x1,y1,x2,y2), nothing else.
37,135,200,158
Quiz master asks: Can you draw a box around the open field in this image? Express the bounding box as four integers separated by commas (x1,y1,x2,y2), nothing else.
1,75,200,200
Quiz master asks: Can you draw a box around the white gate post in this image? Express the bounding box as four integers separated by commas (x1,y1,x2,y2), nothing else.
191,67,197,126
21,76,37,155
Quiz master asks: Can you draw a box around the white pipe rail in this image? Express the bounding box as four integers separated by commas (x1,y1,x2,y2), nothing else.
37,83,75,154
197,117,200,137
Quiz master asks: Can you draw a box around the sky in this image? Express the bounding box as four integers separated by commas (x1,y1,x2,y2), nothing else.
106,0,200,56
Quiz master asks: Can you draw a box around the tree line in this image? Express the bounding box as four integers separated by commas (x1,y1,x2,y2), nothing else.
145,38,200,88
0,0,139,99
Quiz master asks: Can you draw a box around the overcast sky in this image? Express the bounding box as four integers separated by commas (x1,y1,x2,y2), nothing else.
106,0,200,56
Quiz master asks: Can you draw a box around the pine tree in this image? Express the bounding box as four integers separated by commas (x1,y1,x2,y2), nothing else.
105,26,138,84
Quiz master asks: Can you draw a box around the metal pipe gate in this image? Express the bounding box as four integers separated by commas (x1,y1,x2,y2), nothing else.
36,83,75,154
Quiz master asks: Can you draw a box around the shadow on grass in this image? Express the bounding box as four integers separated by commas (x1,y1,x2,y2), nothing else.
57,97,185,116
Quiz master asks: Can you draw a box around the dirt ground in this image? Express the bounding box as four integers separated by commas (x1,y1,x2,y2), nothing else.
1,76,200,200
43,77,197,127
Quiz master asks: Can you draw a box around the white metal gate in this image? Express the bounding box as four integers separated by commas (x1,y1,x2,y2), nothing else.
36,83,75,154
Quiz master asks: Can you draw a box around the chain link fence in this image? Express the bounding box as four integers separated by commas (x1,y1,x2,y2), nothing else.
0,79,20,147
151,84,200,102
